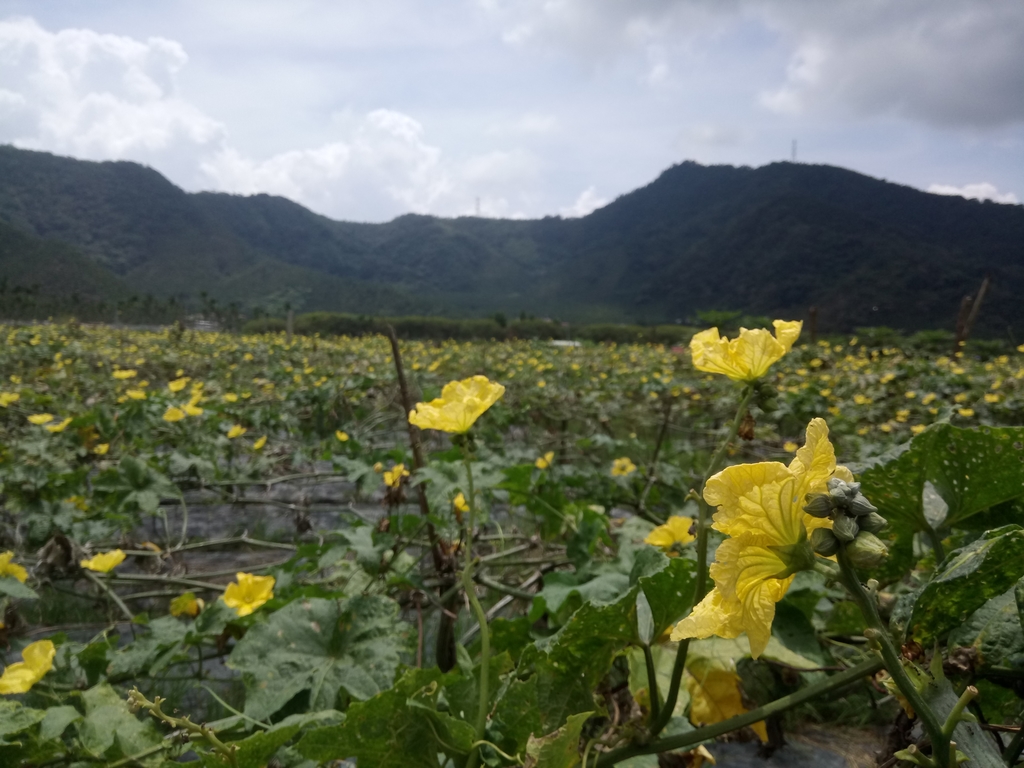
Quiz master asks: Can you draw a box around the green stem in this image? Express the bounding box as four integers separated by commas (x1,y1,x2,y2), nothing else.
643,643,661,724
943,686,977,737
83,569,135,624
651,384,754,737
596,656,883,766
462,452,491,768
922,523,946,563
1003,721,1024,765
835,547,950,768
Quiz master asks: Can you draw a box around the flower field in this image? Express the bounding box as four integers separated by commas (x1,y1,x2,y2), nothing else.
1,320,1023,767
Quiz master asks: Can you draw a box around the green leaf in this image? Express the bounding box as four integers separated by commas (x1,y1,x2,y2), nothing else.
688,635,821,671
78,682,163,761
38,705,82,742
201,711,342,768
891,525,1024,645
636,590,654,645
227,595,408,721
0,577,38,600
917,664,1003,768
0,700,46,744
524,710,592,768
296,667,453,767
632,551,696,639
107,616,188,678
948,582,1024,670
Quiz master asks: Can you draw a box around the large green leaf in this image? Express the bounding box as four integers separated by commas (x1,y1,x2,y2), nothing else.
947,583,1024,670
0,578,37,600
296,667,453,767
107,616,188,679
524,710,592,768
0,700,46,744
228,595,408,721
855,424,1024,534
78,683,163,762
200,711,342,768
891,526,1024,645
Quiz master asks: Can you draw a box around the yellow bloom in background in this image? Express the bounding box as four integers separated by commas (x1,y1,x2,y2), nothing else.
223,393,239,403
0,392,20,408
383,463,410,488
335,430,350,442
782,441,798,453
0,640,56,695
690,320,802,382
170,592,204,618
163,406,185,422
168,377,190,393
686,659,768,742
0,551,28,583
94,443,110,455
958,408,975,418
253,435,267,450
644,516,695,551
535,451,554,469
672,418,852,658
227,424,247,439
80,549,126,573
45,417,73,433
28,413,54,425
222,572,274,617
183,403,203,417
611,457,637,477
454,492,470,513
112,369,137,380
408,375,505,433
126,389,146,400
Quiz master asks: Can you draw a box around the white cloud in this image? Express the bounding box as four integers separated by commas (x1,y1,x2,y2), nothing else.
560,186,608,217
0,16,224,170
927,182,1018,205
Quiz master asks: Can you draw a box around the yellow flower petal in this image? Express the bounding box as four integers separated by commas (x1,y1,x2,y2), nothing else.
162,406,185,422
227,424,247,439
335,430,349,442
80,549,126,573
28,413,54,425
45,417,73,433
611,457,637,477
686,659,768,742
535,451,555,469
644,516,695,549
0,640,56,694
222,572,274,617
0,552,28,583
408,376,505,433
170,592,203,617
454,492,469,513
690,321,802,382
253,435,267,450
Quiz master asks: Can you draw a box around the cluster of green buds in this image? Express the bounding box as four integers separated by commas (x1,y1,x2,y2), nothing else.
804,478,889,568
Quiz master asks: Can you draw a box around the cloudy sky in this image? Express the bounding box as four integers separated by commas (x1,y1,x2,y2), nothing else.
1,0,1021,221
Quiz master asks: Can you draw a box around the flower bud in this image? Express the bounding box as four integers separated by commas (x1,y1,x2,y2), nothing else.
810,527,839,557
859,511,888,533
848,494,878,517
803,493,834,518
832,513,859,542
846,531,889,569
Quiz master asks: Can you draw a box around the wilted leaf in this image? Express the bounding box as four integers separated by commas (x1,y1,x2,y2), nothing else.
524,710,592,768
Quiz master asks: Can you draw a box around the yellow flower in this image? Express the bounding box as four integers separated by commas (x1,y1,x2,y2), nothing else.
611,457,637,477
222,572,274,617
383,463,410,489
170,592,204,618
957,408,975,418
0,640,56,695
335,430,350,442
984,393,1001,404
689,321,802,382
911,425,926,435
112,369,137,380
94,443,110,455
672,418,852,658
644,516,695,551
0,552,28,583
45,417,73,433
223,393,239,403
168,377,190,393
535,451,554,470
782,441,798,453
373,462,384,473
253,435,267,450
454,492,470,513
183,403,203,417
227,424,247,439
163,406,185,422
28,413,54,425
408,375,505,433
80,549,126,573
686,659,768,741
0,392,20,408
126,389,146,400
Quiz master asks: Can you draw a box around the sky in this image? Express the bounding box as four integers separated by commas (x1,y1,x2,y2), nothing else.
0,0,1021,222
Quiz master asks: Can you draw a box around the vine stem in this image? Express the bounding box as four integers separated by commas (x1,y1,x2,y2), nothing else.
463,451,491,768
596,656,883,766
651,384,754,736
835,547,950,768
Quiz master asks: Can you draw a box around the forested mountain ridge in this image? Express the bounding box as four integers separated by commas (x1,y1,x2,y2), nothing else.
1,144,1021,332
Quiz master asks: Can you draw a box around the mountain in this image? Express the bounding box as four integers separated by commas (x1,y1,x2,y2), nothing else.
0,144,1022,332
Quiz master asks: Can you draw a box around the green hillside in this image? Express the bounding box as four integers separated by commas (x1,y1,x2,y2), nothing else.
0,144,1021,332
